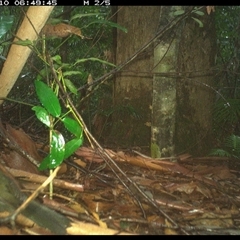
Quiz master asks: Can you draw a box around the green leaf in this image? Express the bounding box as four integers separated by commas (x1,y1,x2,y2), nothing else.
63,71,82,77
173,10,185,16
74,57,116,67
191,17,204,28
38,154,52,171
13,39,33,46
51,55,62,65
32,106,51,127
64,79,78,95
225,134,240,157
70,13,106,22
39,131,65,170
62,117,82,138
213,99,240,126
36,68,48,81
86,20,127,33
0,15,14,39
50,131,65,166
209,149,232,158
34,80,61,117
194,10,205,16
64,138,83,159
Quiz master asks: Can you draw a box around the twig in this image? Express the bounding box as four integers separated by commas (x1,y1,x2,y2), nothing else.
7,167,84,192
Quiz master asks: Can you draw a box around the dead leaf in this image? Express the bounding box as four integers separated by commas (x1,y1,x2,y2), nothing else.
0,226,17,235
195,165,235,179
166,181,212,198
206,6,215,15
42,23,84,39
67,220,134,235
6,124,42,161
190,212,233,227
1,151,39,174
73,158,87,168
0,124,42,173
164,219,178,235
87,74,93,91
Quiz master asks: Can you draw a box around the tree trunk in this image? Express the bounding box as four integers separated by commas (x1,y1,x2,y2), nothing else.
151,6,184,158
110,6,161,150
175,7,216,156
111,6,216,157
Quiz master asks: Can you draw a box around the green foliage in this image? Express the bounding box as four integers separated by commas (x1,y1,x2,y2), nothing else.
84,19,127,33
34,80,61,118
0,15,14,39
171,7,204,27
209,134,240,159
73,57,115,67
215,6,240,98
64,138,83,159
215,7,240,56
151,142,161,158
13,39,33,47
1,6,125,170
172,10,185,17
63,78,78,95
33,79,83,171
191,17,203,28
39,130,65,170
62,117,82,138
32,106,51,127
0,14,14,60
213,99,240,127
28,6,123,170
211,7,240,152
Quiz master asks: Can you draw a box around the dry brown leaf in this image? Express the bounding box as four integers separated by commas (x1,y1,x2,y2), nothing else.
166,181,212,198
164,219,178,235
75,147,217,186
1,151,39,174
92,212,107,228
73,158,87,168
67,220,134,235
195,165,235,179
0,226,17,235
206,6,215,15
6,124,42,162
87,74,93,91
190,212,233,227
42,23,84,39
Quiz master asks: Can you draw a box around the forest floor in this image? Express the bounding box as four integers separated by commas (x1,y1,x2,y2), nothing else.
0,122,240,235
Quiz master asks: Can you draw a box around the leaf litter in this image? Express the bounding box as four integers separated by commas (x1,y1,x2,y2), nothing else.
1,125,240,234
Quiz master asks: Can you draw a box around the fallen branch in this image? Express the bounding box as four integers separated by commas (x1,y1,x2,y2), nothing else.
7,167,84,192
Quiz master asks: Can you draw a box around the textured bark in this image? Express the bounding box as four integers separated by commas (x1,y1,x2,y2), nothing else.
151,6,183,158
107,6,216,157
175,7,216,156
111,6,161,149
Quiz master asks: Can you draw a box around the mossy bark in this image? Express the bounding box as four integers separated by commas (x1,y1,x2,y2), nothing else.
151,6,183,157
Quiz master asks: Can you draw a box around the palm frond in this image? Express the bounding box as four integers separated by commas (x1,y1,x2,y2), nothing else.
213,99,240,125
209,148,232,158
224,134,240,158
209,134,240,159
